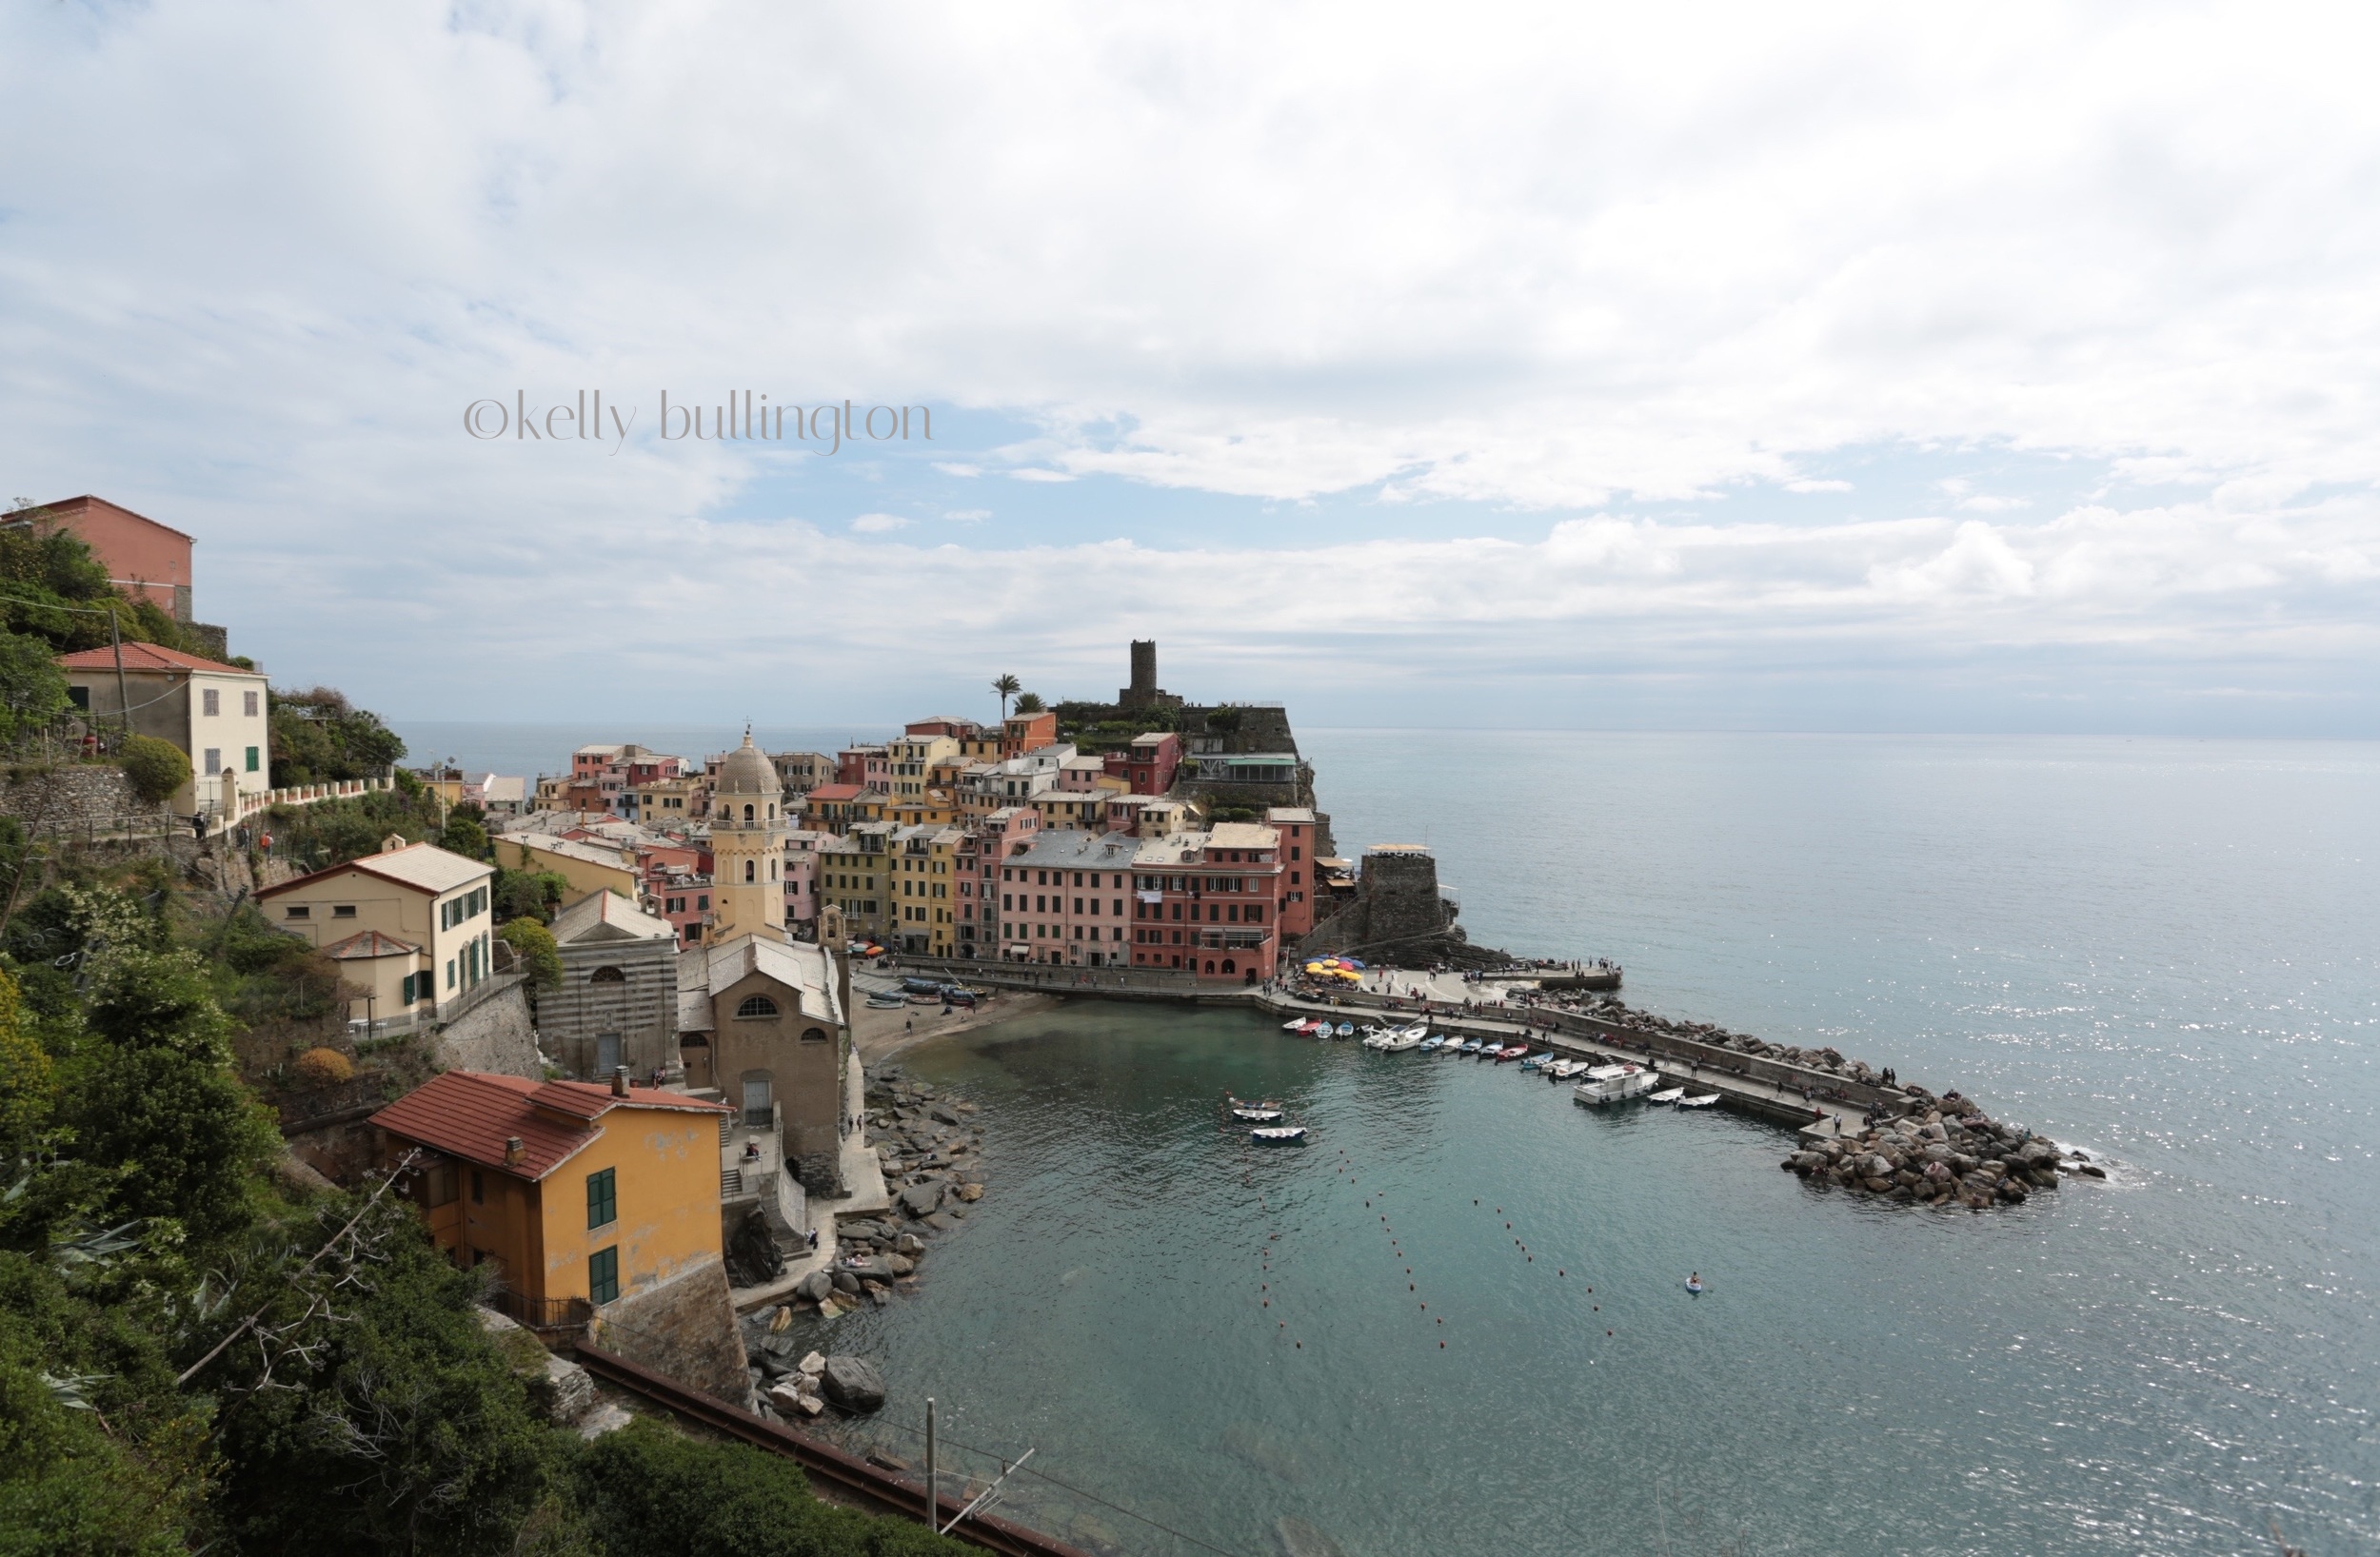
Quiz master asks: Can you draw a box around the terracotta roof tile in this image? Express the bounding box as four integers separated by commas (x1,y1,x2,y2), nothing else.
370,1070,724,1181
56,641,258,677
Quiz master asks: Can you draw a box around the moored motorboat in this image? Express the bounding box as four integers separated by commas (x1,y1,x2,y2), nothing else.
1676,1093,1720,1109
1648,1086,1686,1103
1336,1022,1355,1038
1573,1062,1659,1105
1519,1052,1550,1071
1281,1017,1311,1033
1494,1044,1530,1062
1380,1030,1425,1052
1231,1107,1285,1123
1251,1125,1308,1145
1419,1035,1446,1052
1459,1037,1485,1054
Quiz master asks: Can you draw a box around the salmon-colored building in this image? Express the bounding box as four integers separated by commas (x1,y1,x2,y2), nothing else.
6,495,194,620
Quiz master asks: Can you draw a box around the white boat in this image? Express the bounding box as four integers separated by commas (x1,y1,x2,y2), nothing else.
1378,1030,1425,1053
1359,1024,1385,1039
1647,1087,1686,1103
1546,1058,1583,1078
1281,1017,1312,1033
1573,1063,1660,1106
1251,1125,1308,1145
1676,1094,1720,1109
1336,1022,1356,1038
1231,1106,1285,1123
1419,1035,1445,1052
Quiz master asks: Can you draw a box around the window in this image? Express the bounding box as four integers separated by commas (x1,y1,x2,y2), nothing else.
332,905,356,918
801,1026,829,1044
202,688,220,716
446,959,456,991
470,1170,485,1205
588,1246,620,1306
421,1162,456,1207
244,745,260,773
203,748,221,775
586,1167,617,1230
285,905,309,919
67,685,89,710
590,965,625,984
243,689,259,717
735,994,779,1018
744,859,756,883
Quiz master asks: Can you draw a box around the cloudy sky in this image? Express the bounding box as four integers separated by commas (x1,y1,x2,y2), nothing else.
3,3,2375,735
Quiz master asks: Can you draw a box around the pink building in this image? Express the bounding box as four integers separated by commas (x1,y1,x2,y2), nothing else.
782,828,830,929
1129,822,1287,982
991,827,1140,966
955,806,1041,957
1103,732,1181,796
1265,806,1319,941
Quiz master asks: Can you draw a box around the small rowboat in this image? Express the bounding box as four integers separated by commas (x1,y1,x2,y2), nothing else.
1676,1094,1720,1109
1251,1125,1308,1145
1494,1044,1530,1062
1419,1035,1445,1052
1518,1053,1550,1070
1281,1017,1312,1033
1648,1087,1686,1103
1231,1107,1285,1123
1336,1022,1355,1038
1459,1037,1485,1054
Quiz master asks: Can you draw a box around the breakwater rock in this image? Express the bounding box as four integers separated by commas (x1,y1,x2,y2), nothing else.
1783,1094,2080,1209
1585,996,1909,1088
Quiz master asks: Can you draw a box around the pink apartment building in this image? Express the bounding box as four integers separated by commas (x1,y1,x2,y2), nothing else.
1129,821,1288,982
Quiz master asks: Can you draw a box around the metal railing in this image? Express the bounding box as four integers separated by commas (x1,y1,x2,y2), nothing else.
488,1287,592,1330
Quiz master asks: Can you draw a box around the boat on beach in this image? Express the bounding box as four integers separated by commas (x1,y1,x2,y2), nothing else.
1574,1063,1659,1105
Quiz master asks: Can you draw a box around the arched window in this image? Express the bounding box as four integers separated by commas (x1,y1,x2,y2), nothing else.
744,859,757,883
735,994,779,1018
744,803,755,822
589,965,626,985
800,1026,829,1044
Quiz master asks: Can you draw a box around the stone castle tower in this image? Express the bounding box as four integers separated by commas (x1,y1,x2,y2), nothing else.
708,731,786,942
1117,639,1180,710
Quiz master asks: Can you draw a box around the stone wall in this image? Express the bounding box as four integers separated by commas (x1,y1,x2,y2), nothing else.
591,1256,750,1408
546,936,678,1082
0,763,170,838
429,978,541,1079
1299,847,1507,964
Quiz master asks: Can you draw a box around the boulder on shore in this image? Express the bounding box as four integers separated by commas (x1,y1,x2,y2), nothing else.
821,1355,887,1412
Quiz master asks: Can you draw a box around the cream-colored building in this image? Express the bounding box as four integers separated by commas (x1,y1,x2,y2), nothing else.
58,642,272,816
706,733,786,943
258,838,498,1022
883,734,958,800
495,833,640,903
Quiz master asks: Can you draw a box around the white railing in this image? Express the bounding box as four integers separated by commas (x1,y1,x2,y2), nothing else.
206,774,394,835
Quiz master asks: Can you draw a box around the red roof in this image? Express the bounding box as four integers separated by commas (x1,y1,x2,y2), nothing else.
371,1070,725,1181
56,641,256,677
806,783,865,801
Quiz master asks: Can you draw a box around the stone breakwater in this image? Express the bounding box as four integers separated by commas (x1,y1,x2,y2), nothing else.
743,1065,987,1419
1781,1091,2098,1208
1563,994,1906,1090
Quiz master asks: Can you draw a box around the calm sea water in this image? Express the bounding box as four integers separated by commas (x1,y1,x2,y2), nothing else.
412,722,2378,1554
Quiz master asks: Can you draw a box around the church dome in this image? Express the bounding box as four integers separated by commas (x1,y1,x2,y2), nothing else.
715,732,782,797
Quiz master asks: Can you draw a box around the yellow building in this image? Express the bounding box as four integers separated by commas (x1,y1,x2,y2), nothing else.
883,733,958,800
884,824,962,956
258,838,497,1021
817,822,894,943
887,790,960,829
374,1069,729,1320
496,833,640,903
1032,791,1112,831
707,734,786,942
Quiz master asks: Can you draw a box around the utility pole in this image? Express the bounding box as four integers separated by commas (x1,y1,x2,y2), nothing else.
922,1396,937,1531
108,607,129,736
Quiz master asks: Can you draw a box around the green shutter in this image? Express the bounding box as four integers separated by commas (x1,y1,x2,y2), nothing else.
588,1246,619,1306
586,1168,616,1229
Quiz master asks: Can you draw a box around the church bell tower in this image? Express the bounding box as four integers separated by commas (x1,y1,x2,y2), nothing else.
708,731,786,942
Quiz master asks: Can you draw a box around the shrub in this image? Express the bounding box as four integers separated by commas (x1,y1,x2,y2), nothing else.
289,1046,353,1088
498,919,562,992
116,736,191,806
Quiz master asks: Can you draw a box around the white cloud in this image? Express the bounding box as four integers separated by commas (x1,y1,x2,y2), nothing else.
944,508,991,522
851,512,911,533
0,3,2374,727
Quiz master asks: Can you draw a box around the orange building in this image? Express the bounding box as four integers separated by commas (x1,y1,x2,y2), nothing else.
374,1070,728,1322
5,495,193,619
1000,709,1058,758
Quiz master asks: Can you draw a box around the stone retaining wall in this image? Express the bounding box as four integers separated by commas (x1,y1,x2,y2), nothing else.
430,977,539,1078
0,763,171,838
592,1257,750,1408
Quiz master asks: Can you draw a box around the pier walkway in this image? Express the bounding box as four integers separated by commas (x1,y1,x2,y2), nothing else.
877,958,1894,1139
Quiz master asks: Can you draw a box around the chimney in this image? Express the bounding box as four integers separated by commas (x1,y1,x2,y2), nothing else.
503,1135,525,1168
610,1066,629,1097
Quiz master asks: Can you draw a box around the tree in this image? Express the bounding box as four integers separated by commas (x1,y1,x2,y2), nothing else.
493,869,568,924
0,630,69,747
115,736,191,806
990,673,1021,721
498,919,561,993
268,686,406,785
1012,691,1045,715
573,1419,969,1557
439,813,489,861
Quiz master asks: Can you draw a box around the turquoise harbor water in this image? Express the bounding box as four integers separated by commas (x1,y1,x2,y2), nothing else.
814,735,2378,1557
407,724,2377,1553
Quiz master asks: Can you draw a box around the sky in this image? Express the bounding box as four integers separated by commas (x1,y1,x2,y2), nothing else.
2,3,2376,736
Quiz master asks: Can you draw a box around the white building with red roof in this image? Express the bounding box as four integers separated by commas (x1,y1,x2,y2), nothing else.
259,838,498,1022
56,640,269,815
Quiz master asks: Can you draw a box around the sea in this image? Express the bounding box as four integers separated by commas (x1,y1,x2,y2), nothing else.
396,722,2378,1557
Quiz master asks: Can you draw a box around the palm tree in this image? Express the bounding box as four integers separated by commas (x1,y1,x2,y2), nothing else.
1013,692,1045,715
992,674,1021,720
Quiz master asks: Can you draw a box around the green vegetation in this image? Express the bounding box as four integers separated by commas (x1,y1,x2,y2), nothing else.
115,735,192,805
495,867,570,924
0,862,976,1555
499,917,563,992
258,783,446,874
267,686,405,785
1010,691,1045,715
990,672,1021,721
0,633,69,745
